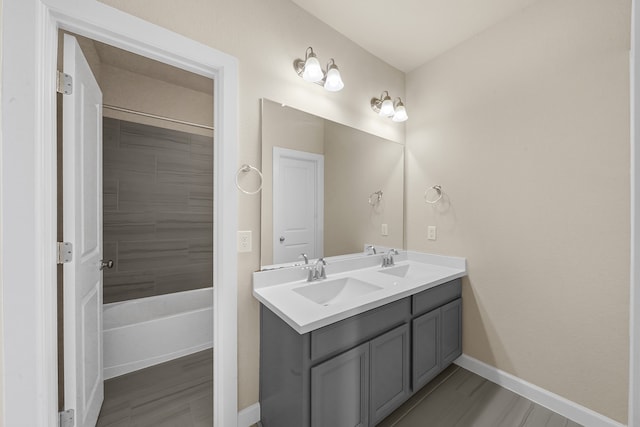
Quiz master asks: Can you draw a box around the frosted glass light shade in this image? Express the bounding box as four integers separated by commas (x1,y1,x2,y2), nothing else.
379,98,395,117
302,56,324,83
392,105,408,122
324,66,344,92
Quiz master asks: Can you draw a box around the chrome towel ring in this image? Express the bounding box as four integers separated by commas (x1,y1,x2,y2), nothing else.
424,185,443,204
236,164,263,195
368,190,383,206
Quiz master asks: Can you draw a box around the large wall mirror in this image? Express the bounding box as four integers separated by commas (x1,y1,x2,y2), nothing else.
260,99,405,268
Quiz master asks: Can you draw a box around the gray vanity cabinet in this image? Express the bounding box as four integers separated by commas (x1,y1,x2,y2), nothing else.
412,298,462,390
412,309,440,390
311,342,370,427
369,324,410,425
441,298,462,365
310,323,410,427
259,278,462,427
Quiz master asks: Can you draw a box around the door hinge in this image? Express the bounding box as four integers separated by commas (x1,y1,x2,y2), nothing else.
58,409,74,427
56,71,73,95
57,242,73,264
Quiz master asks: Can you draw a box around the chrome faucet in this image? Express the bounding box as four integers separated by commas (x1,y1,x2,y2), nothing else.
314,258,327,280
381,249,399,267
304,257,327,282
299,253,309,265
365,245,377,255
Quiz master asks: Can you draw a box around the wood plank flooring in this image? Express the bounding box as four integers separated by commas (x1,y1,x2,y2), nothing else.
96,349,213,427
378,365,582,427
97,350,580,427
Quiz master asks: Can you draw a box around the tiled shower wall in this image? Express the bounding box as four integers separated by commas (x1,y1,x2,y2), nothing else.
103,117,213,303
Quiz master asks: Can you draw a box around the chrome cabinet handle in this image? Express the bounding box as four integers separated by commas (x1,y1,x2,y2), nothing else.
100,260,114,270
279,236,285,242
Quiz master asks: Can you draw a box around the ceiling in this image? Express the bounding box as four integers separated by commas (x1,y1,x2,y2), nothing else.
76,34,213,95
290,0,541,72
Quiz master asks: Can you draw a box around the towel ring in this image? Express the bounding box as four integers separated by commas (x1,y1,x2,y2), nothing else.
424,185,443,204
236,164,263,195
368,190,383,206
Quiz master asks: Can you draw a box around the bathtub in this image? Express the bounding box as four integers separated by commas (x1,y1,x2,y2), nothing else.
103,287,213,379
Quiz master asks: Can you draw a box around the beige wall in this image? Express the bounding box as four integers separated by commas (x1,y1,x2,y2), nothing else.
324,122,404,257
100,64,214,137
98,0,406,410
405,0,631,423
70,31,214,136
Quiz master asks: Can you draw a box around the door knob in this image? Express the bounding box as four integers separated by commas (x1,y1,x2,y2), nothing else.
100,260,114,270
279,236,285,242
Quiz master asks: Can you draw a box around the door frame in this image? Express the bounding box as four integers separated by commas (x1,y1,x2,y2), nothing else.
273,147,324,263
1,1,238,426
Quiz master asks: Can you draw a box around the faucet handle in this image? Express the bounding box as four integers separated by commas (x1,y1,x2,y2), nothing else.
315,257,327,280
299,253,309,264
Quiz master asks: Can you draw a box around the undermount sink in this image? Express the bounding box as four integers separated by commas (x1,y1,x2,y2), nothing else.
292,277,383,306
378,262,436,280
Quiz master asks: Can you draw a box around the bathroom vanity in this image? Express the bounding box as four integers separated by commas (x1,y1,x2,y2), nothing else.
254,251,466,427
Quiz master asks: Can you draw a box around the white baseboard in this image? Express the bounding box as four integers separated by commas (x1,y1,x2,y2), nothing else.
455,354,626,427
238,402,261,427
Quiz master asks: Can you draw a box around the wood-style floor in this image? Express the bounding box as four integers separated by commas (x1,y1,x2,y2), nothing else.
97,349,580,427
378,365,582,427
96,349,213,427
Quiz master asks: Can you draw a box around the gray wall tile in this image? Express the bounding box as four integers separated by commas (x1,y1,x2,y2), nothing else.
103,119,214,304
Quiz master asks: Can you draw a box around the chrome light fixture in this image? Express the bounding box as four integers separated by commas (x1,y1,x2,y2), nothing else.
323,59,345,92
294,47,344,92
391,99,408,122
371,91,408,122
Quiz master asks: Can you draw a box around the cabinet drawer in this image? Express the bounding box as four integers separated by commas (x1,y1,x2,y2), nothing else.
412,279,461,316
311,298,410,362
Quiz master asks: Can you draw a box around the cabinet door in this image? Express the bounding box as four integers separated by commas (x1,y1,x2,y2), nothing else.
441,298,462,366
311,342,369,427
370,324,410,425
412,309,440,391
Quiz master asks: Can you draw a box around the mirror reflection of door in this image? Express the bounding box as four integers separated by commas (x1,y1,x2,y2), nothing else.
273,147,324,264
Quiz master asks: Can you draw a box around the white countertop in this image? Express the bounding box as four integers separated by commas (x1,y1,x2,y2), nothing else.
253,251,466,334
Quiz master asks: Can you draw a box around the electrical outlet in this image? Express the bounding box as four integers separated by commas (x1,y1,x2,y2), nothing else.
238,231,252,253
381,223,389,236
427,226,437,241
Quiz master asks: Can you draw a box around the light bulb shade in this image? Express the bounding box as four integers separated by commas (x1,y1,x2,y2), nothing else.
323,66,344,92
392,105,408,122
379,98,395,117
302,55,324,83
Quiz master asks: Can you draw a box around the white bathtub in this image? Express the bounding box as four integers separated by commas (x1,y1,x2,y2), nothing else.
103,287,213,379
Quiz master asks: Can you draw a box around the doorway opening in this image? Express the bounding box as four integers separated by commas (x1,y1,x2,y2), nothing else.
1,2,238,425
58,31,216,426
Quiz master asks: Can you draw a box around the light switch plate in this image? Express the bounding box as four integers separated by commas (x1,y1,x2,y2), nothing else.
238,231,252,252
427,226,437,241
381,223,389,236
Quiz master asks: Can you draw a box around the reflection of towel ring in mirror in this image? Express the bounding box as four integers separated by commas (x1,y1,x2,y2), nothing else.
368,190,383,206
424,185,443,204
236,164,263,195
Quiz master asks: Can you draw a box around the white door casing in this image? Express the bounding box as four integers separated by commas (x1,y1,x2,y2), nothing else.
273,147,324,264
62,34,104,427
1,2,239,426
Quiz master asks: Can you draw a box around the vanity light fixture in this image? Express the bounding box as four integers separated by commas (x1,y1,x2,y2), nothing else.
370,91,409,122
293,47,344,92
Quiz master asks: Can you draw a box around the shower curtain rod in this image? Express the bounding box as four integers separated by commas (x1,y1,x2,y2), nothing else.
103,104,215,131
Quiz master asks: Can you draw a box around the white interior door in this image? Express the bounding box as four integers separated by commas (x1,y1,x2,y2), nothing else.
273,147,324,264
62,34,104,427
